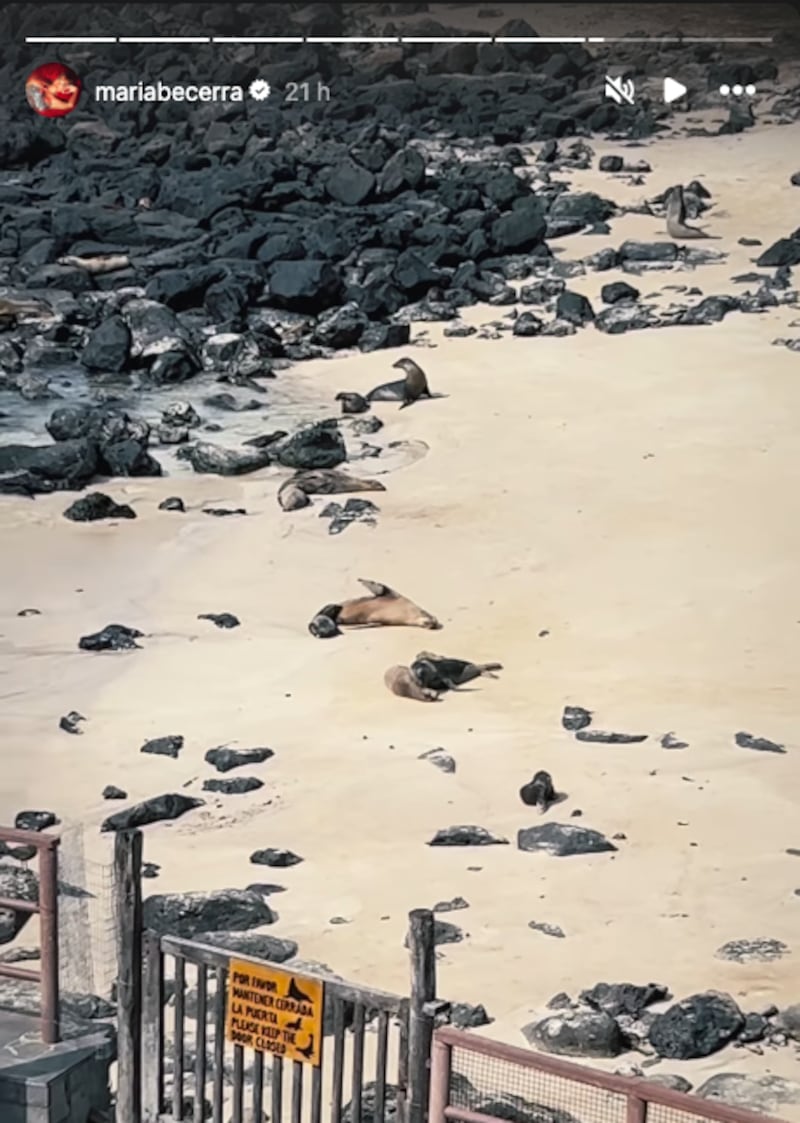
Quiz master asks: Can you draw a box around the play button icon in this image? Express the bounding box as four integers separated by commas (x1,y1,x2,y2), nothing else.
663,77,688,104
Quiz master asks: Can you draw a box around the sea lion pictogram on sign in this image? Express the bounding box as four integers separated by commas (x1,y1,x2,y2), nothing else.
225,959,323,1065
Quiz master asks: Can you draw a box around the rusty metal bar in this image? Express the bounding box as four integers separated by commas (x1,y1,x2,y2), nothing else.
435,1028,791,1123
0,895,39,913
428,1036,451,1123
38,840,60,1044
0,826,59,848
0,964,41,983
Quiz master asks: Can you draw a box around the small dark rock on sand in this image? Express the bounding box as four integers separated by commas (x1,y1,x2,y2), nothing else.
715,938,789,964
203,507,247,517
575,730,648,744
15,810,57,833
101,793,203,833
142,862,160,879
661,732,689,750
419,748,456,773
404,919,463,948
529,921,566,938
448,1003,493,1029
321,498,380,535
429,826,508,847
102,785,127,800
250,849,303,868
518,823,617,857
202,777,264,795
141,735,184,759
198,613,240,629
63,492,136,522
734,731,785,754
601,281,640,305
205,746,274,772
159,497,185,512
562,706,592,731
59,710,86,735
79,624,143,652
580,982,670,1019
433,897,469,913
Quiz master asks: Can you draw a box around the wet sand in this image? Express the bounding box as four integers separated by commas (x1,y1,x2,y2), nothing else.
2,117,800,1100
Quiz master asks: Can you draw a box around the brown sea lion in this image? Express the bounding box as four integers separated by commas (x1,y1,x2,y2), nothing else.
0,296,52,328
278,480,312,511
411,652,503,691
367,358,432,409
519,770,558,813
58,254,131,274
384,665,440,702
307,579,440,638
290,469,386,496
665,185,709,239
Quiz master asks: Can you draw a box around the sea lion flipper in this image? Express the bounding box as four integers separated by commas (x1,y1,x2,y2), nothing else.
358,578,392,597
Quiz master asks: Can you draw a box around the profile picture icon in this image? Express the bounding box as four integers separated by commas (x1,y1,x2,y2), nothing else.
26,62,81,117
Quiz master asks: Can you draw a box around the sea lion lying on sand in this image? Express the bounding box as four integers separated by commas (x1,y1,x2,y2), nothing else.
410,651,503,691
58,254,131,274
308,579,440,638
278,469,386,511
367,358,433,409
520,770,558,813
384,665,441,702
665,185,710,239
335,391,370,415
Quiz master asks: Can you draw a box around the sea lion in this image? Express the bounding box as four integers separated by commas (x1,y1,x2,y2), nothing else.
0,296,52,328
367,357,432,409
519,770,558,813
290,469,386,496
384,665,440,702
307,578,440,638
665,185,709,239
410,651,503,691
58,254,131,274
335,391,370,415
278,480,311,511
308,604,342,638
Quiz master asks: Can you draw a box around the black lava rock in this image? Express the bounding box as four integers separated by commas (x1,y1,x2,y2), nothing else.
100,793,203,833
250,849,303,868
81,315,132,373
556,291,595,325
204,746,274,772
59,710,86,735
143,889,275,938
141,735,184,759
63,492,136,522
277,421,347,471
79,624,143,652
517,823,617,857
580,982,670,1019
648,992,745,1059
562,705,592,731
601,281,640,304
734,731,785,754
102,786,127,800
523,1011,623,1058
14,810,57,833
448,1003,493,1029
197,613,240,629
202,777,264,795
159,496,185,512
715,938,789,963
428,826,508,846
575,730,648,744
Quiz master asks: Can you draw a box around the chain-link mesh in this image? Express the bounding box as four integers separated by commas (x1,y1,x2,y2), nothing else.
449,1045,627,1123
57,822,117,999
647,1101,721,1123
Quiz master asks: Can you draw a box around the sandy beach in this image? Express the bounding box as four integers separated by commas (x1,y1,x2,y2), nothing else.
2,64,800,1112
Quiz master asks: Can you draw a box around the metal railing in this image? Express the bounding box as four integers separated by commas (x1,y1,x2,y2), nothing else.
0,825,60,1044
429,1027,789,1123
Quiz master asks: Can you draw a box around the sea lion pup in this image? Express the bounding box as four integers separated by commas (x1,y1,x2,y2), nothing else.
384,665,441,702
366,358,432,409
307,578,440,638
665,185,709,239
308,604,342,638
411,651,503,692
58,253,131,275
335,391,369,415
519,770,558,813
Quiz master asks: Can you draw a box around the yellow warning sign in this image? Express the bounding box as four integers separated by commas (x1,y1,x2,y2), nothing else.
225,959,323,1066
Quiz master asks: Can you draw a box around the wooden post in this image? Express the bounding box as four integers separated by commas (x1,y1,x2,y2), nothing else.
38,838,60,1045
428,1034,452,1123
114,830,143,1123
407,909,436,1123
142,929,164,1123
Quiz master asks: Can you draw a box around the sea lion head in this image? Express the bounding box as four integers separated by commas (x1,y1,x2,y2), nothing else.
308,605,342,639
414,609,441,630
410,658,440,689
392,358,415,373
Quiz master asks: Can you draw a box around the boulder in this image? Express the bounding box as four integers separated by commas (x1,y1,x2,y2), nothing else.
523,1011,623,1058
143,889,275,938
429,826,508,846
648,992,744,1059
517,823,617,857
205,747,274,773
100,793,203,832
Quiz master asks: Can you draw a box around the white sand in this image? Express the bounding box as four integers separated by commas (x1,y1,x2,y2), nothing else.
2,115,800,1100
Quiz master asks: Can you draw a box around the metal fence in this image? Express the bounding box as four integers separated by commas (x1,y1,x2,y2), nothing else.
428,1027,790,1123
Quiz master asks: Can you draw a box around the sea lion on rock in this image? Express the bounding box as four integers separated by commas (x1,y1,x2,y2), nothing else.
520,770,558,813
665,185,709,239
335,391,369,415
308,579,440,638
0,296,52,328
384,665,440,702
411,651,503,691
58,254,131,274
367,357,432,409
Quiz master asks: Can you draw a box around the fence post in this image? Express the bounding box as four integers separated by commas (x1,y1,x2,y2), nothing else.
627,1096,648,1123
141,929,165,1123
407,908,437,1123
38,837,60,1045
428,1034,451,1123
114,829,143,1123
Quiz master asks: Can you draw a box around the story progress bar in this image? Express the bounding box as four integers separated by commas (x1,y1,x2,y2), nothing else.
25,34,774,45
